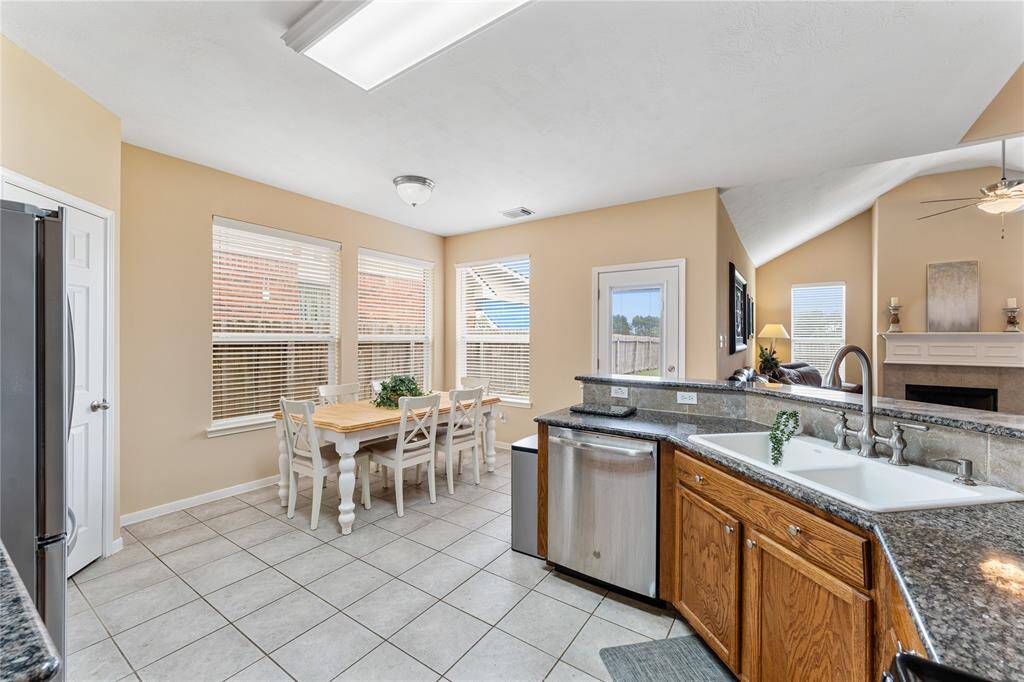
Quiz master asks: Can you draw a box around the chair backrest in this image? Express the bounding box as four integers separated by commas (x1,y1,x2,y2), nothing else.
279,398,326,472
445,387,484,443
460,376,490,392
394,393,440,464
318,383,359,405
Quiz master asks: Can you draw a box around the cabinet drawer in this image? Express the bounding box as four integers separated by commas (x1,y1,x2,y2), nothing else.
676,451,870,589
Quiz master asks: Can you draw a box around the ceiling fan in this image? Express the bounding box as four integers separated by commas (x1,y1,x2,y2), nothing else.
918,138,1024,222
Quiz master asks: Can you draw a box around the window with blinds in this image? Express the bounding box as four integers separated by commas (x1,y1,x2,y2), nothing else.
791,282,846,376
211,217,340,427
456,257,531,403
356,250,433,399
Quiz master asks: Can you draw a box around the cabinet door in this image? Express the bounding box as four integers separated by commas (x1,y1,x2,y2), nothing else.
743,529,872,682
675,485,741,672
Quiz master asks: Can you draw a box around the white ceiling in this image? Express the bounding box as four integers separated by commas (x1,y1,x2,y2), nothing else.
2,1,1022,243
723,137,1024,266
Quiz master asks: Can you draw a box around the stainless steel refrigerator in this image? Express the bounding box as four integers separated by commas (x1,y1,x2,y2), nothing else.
1,199,70,661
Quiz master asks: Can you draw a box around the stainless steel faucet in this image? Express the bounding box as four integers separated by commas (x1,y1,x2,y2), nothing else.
821,344,929,464
823,345,878,457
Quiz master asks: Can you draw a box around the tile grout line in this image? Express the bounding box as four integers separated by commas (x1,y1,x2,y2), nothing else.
79,473,519,681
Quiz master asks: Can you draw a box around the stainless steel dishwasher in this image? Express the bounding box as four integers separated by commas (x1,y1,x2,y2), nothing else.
547,426,658,597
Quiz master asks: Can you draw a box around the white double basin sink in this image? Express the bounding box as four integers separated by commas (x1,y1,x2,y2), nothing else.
688,432,1024,512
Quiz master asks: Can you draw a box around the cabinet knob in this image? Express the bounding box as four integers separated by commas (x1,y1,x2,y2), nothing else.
745,538,757,549
694,474,704,484
787,524,801,537
724,524,734,534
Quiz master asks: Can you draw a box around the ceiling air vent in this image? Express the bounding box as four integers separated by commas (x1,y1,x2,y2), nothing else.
500,206,534,220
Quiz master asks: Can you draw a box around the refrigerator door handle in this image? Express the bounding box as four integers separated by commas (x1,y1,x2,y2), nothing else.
67,295,75,441
67,507,79,553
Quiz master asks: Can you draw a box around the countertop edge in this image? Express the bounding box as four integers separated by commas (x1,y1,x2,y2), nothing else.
0,543,61,682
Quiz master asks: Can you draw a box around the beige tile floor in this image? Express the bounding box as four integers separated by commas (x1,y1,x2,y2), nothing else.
66,451,698,681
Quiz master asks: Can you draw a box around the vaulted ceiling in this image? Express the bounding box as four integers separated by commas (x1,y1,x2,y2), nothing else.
3,1,1021,254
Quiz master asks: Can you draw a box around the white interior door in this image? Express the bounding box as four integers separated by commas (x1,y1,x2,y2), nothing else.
3,181,108,575
597,264,682,378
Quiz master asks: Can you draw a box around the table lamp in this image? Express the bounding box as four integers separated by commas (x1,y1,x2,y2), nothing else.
757,323,790,352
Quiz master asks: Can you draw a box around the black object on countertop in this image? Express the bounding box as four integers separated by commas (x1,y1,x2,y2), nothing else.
888,652,993,682
570,403,637,418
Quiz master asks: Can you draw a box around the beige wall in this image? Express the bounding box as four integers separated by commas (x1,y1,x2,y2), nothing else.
875,167,1024,333
1,35,121,211
960,63,1023,143
1,33,124,536
444,189,727,444
120,145,445,514
874,166,1024,390
755,211,873,384
717,197,756,377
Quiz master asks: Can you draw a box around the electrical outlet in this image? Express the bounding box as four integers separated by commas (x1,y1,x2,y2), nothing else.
677,391,697,405
610,386,629,399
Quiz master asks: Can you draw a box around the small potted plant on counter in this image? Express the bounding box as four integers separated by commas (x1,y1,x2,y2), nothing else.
372,375,425,409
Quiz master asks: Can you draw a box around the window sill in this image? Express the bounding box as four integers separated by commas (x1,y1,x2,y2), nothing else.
498,398,532,409
207,415,277,438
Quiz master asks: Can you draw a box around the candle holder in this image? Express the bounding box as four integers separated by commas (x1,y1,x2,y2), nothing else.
1004,307,1021,333
887,304,903,333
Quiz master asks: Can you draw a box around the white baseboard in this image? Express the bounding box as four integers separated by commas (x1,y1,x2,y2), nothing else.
120,475,279,527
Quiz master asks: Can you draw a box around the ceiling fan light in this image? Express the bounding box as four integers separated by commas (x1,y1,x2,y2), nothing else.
393,175,434,207
978,197,1024,214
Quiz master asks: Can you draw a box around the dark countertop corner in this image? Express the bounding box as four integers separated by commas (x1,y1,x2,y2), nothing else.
0,543,61,682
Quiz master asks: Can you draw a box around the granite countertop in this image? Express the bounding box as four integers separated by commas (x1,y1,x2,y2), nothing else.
576,373,1024,440
535,407,1024,682
0,543,60,682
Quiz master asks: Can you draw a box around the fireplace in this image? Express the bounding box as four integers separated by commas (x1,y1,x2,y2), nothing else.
905,384,998,412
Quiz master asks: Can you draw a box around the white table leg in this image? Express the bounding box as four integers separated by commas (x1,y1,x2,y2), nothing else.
485,408,497,473
276,421,289,507
336,437,359,535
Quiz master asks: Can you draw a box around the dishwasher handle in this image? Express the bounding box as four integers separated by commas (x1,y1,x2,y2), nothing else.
549,435,653,458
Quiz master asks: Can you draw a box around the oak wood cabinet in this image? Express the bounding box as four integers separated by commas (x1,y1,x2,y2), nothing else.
673,448,886,682
742,528,872,682
674,484,742,672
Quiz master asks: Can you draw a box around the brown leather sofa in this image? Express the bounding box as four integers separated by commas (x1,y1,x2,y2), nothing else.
728,362,863,394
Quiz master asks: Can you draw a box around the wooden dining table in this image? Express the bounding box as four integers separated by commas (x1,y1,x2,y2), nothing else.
273,395,502,535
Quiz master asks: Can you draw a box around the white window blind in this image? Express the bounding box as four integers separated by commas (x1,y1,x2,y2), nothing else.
357,250,433,399
791,283,846,376
456,257,531,403
211,217,340,426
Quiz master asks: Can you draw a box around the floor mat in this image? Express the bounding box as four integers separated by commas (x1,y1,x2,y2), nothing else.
599,635,735,681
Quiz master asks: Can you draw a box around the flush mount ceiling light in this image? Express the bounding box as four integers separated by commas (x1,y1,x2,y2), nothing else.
283,0,529,91
393,175,434,207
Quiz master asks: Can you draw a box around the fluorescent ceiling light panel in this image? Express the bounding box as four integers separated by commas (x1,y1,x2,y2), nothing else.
287,0,528,90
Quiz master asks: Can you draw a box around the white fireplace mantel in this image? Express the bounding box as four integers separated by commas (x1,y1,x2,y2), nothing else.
881,332,1024,368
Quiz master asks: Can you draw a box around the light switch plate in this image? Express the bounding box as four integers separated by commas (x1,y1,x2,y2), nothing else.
677,391,697,404
611,386,629,398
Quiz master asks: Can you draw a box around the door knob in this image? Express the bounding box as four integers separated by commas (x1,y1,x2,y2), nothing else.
90,399,111,412
745,538,757,549
724,524,734,534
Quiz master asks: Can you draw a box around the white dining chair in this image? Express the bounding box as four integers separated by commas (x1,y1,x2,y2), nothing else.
280,398,370,530
459,376,490,392
318,383,360,405
437,387,485,494
359,393,440,516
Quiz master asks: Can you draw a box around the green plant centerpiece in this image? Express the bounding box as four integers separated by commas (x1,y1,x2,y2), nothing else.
372,375,424,409
757,344,780,376
769,410,800,466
